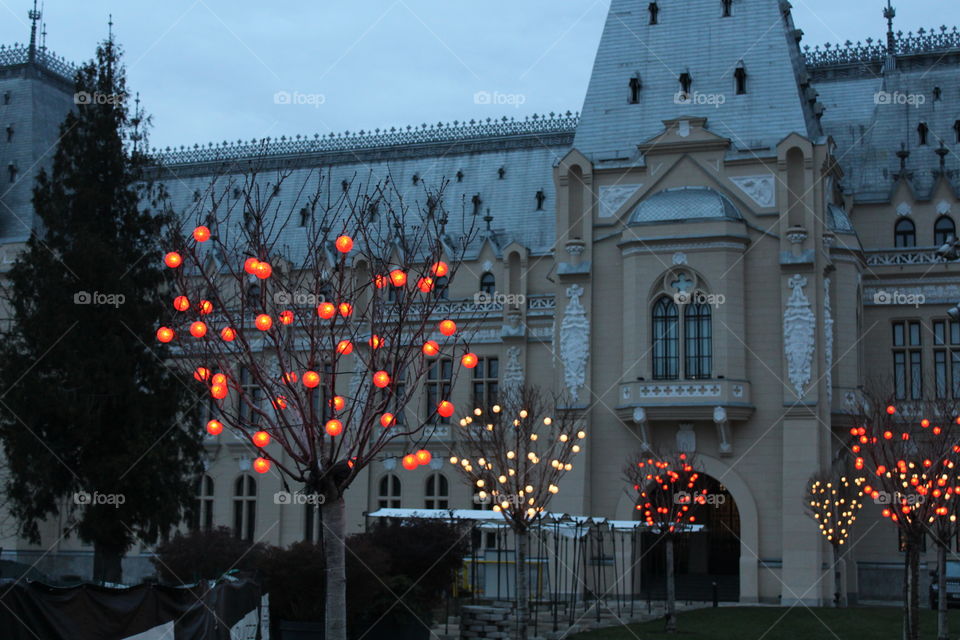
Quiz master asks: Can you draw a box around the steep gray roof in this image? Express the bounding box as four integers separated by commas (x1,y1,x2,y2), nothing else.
573,0,820,164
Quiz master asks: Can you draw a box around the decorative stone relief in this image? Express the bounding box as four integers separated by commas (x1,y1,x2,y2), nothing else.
672,252,688,265
897,202,912,217
784,275,816,398
482,260,493,273
501,346,524,399
729,175,776,208
598,184,643,219
560,284,590,402
632,407,652,452
676,423,696,452
938,200,952,215
824,279,834,404
713,407,732,456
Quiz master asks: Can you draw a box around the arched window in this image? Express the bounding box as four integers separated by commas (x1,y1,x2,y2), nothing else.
480,272,496,296
193,475,215,532
895,218,916,248
378,474,401,509
425,473,449,509
935,216,956,247
233,475,256,541
652,297,680,380
684,304,713,379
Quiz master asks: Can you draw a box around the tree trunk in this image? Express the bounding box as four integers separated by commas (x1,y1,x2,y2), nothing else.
515,528,530,640
904,539,920,640
92,541,124,585
665,535,676,633
322,495,348,640
832,544,842,607
938,540,949,640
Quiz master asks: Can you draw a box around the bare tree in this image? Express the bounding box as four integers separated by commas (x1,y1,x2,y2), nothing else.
448,386,585,640
848,386,960,640
157,160,479,640
805,470,864,606
624,450,704,634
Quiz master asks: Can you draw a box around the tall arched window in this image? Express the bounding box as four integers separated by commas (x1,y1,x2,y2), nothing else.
684,304,713,379
378,474,401,509
193,475,215,532
480,272,496,296
652,297,680,380
895,218,916,248
935,216,956,247
425,473,449,509
233,475,256,541
434,276,449,300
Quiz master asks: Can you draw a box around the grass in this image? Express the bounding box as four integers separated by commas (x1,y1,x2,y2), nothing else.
569,606,960,639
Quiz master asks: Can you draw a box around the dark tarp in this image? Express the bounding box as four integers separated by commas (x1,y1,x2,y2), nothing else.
0,579,263,640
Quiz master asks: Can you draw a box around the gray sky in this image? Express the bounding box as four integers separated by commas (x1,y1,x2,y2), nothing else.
1,0,956,151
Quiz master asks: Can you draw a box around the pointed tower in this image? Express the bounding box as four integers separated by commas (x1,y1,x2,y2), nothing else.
573,0,822,163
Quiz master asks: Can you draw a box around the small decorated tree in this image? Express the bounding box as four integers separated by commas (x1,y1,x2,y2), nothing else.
157,164,478,640
849,391,960,640
624,451,704,634
449,387,585,640
805,471,864,606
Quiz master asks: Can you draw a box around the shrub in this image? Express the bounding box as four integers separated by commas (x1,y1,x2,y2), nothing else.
152,527,266,584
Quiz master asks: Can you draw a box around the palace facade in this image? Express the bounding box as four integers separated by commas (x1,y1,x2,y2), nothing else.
2,0,960,604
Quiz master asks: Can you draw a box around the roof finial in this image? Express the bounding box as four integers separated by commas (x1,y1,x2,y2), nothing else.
108,14,114,41
883,1,897,71
27,0,41,62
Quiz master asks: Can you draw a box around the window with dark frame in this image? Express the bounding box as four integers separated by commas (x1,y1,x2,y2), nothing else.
628,76,642,104
425,473,449,509
193,475,215,532
722,0,733,16
239,366,262,427
648,2,659,24
652,296,680,380
233,475,257,541
893,320,922,400
734,66,747,95
427,358,453,423
378,474,401,509
473,357,499,411
480,272,496,296
894,218,916,248
684,303,713,379
918,122,929,146
935,216,956,247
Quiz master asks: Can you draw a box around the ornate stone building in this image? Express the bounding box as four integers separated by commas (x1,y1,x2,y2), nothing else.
1,0,960,604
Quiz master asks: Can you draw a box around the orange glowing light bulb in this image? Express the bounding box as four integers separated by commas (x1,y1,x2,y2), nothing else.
373,371,391,388
338,302,352,317
164,252,182,268
254,261,273,280
252,431,271,447
193,367,211,382
331,396,345,411
173,296,190,312
335,235,354,253
325,419,343,436
317,302,336,319
210,384,228,400
255,314,273,331
279,310,295,325
380,413,395,428
336,340,353,355
415,449,432,465
438,320,457,336
198,300,213,315
437,401,455,418
368,335,384,349
461,353,478,369
193,226,211,242
211,373,227,386
431,261,449,277
244,257,260,274
253,457,271,474
423,340,440,357
190,321,208,338
302,371,321,388
156,327,175,343
390,269,407,287
205,420,223,436
417,277,434,293
402,455,418,471
220,327,236,341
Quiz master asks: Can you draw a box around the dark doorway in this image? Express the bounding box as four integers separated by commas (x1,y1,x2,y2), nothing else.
638,476,740,601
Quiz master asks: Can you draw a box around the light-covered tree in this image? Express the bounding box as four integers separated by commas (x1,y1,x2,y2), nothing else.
805,471,864,606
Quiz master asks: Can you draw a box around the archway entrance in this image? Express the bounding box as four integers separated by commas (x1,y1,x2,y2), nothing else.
638,476,741,601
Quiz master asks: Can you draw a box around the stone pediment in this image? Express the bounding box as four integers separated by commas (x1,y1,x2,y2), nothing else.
638,117,732,156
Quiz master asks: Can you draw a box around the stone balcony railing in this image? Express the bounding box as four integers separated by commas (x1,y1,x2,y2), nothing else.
865,247,949,266
617,378,753,421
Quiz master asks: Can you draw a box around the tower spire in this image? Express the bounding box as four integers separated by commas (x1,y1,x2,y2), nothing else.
27,0,41,63
883,0,897,71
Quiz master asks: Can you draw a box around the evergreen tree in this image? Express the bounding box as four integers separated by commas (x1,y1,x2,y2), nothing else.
0,36,202,584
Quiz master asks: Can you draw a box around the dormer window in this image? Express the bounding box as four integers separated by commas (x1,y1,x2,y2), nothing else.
648,2,659,24
2,92,9,105
471,194,483,216
456,170,464,182
628,75,642,104
734,65,747,95
412,173,420,185
722,0,733,16
535,190,546,210
299,207,309,228
934,87,942,101
7,163,17,183
918,122,929,146
498,167,506,180
341,179,350,192
955,120,960,143
679,72,693,96
5,124,12,142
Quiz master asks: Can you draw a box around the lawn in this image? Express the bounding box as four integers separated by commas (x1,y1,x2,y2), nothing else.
570,606,960,639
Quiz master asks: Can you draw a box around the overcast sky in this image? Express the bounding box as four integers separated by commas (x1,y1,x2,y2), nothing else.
1,0,956,151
